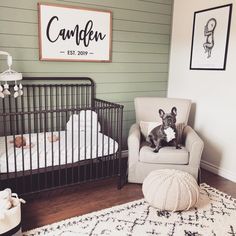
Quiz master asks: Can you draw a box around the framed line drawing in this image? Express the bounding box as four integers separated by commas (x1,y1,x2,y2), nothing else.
38,3,112,62
190,4,232,70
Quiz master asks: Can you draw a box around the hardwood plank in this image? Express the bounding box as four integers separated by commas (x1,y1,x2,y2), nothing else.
201,169,236,198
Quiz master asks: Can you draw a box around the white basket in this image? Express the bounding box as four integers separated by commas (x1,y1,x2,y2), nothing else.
0,198,22,236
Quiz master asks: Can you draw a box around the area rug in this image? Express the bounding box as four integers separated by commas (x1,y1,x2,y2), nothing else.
24,183,236,236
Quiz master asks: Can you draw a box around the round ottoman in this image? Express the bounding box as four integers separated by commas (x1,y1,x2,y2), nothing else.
142,169,199,212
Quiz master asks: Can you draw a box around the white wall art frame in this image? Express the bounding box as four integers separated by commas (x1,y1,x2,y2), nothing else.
38,3,112,62
190,4,232,70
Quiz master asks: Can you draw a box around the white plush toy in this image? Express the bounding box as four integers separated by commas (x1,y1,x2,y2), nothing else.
0,188,25,220
164,127,176,143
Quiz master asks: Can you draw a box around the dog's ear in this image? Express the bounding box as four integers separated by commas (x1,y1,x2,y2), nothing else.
171,107,177,116
159,109,165,118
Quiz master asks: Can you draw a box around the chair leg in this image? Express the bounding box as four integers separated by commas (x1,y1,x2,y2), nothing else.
117,157,128,189
197,168,202,185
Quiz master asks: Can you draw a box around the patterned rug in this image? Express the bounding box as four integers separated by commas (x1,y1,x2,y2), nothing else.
24,184,236,236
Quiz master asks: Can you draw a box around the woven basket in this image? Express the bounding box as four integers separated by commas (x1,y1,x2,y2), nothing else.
0,198,22,236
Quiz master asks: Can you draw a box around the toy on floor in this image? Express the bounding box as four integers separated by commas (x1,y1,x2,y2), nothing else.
0,188,25,220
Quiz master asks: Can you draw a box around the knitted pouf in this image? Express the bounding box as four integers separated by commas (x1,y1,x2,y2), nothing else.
142,169,199,212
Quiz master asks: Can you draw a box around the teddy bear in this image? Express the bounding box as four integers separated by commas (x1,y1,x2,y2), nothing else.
47,134,60,143
0,188,12,219
0,188,26,220
9,136,34,149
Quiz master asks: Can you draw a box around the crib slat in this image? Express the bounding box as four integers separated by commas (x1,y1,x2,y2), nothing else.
44,108,47,190
65,110,68,185
107,103,110,177
49,86,55,188
21,88,25,134
58,110,61,187
39,86,43,133
77,110,81,183
11,114,18,192
71,110,74,183
28,114,33,192
14,94,19,135
8,95,13,134
84,109,87,181
2,101,9,180
112,107,115,176
35,112,40,192
20,113,25,193
95,103,99,180
118,106,124,189
56,86,61,187
101,106,105,178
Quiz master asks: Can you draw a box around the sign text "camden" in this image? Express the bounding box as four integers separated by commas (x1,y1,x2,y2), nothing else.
46,16,106,47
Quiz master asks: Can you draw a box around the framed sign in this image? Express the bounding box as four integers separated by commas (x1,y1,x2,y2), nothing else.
190,4,232,70
38,3,112,62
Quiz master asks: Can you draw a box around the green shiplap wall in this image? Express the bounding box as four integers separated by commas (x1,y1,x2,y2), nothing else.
0,0,172,149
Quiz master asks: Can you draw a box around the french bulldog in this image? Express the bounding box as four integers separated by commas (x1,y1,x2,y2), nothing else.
147,107,181,153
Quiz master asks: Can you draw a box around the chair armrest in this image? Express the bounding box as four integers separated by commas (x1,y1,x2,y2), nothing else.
128,123,141,166
183,125,204,168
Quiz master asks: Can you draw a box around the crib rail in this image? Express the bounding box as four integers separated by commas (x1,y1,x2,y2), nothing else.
0,77,94,115
0,78,124,195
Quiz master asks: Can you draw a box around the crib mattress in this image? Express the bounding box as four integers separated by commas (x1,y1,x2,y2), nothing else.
0,131,118,173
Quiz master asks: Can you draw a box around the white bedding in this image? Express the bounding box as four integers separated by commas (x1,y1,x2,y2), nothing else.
0,131,118,173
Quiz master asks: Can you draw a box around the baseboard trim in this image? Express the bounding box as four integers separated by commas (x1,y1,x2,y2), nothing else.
122,150,236,183
201,160,236,183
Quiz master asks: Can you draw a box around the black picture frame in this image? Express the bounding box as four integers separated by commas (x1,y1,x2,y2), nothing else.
190,4,232,70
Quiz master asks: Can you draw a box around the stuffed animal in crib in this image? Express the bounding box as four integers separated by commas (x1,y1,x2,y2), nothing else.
10,136,33,149
10,136,26,148
47,134,59,143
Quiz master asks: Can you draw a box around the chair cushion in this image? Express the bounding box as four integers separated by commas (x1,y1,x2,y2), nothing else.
139,121,161,137
139,144,189,164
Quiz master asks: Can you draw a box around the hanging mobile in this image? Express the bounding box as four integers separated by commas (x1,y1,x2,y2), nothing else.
3,83,11,96
0,84,4,98
14,83,19,98
0,51,23,98
19,83,23,96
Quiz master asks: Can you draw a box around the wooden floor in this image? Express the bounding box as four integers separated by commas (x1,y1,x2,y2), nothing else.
22,169,236,231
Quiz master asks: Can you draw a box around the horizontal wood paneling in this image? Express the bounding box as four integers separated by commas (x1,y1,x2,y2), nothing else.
0,19,170,35
0,0,172,24
0,0,172,149
0,48,169,63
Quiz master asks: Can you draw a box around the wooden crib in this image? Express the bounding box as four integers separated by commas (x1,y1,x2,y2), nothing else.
0,77,124,195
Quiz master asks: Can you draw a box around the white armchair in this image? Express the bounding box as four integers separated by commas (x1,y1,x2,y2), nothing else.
128,97,204,183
